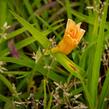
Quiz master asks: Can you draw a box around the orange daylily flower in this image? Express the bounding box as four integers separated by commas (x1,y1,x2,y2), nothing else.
51,19,85,55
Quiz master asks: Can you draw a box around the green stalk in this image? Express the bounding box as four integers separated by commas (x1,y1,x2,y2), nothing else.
44,79,47,109
47,93,53,109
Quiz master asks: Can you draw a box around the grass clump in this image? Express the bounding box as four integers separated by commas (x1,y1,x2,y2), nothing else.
0,0,109,109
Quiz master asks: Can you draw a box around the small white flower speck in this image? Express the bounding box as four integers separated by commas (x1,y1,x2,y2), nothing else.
3,22,10,29
86,6,94,10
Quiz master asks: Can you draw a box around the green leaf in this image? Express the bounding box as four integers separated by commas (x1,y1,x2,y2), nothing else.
10,11,51,48
90,0,109,106
4,100,15,109
98,69,109,109
0,74,19,98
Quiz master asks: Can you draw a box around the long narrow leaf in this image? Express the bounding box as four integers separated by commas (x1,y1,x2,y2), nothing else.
54,53,93,108
90,0,108,106
10,11,51,48
97,69,109,109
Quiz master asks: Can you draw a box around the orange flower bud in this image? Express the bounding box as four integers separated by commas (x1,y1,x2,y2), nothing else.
51,19,85,55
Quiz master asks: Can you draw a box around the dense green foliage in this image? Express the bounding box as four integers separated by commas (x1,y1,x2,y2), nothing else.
0,0,109,109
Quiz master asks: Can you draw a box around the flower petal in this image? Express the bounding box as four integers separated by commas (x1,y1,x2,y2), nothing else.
51,19,85,55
